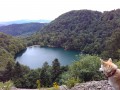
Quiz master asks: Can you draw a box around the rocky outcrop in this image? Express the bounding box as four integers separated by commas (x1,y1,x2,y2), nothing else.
11,80,114,90
70,80,114,90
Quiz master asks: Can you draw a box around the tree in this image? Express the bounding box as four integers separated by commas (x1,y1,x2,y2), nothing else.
102,29,120,59
12,62,31,88
13,62,22,79
22,70,39,88
3,61,14,81
40,62,51,87
51,58,61,83
61,55,104,88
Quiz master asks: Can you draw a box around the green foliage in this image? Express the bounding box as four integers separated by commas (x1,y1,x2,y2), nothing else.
12,62,37,88
13,62,23,79
40,62,52,87
3,61,14,81
0,80,13,90
71,55,103,81
1,59,66,89
2,9,120,89
65,77,80,88
53,82,59,90
102,28,120,59
38,59,66,87
115,60,120,68
36,80,40,90
21,70,40,88
0,48,13,71
61,55,104,88
26,9,120,59
0,32,26,70
51,59,61,83
61,72,80,88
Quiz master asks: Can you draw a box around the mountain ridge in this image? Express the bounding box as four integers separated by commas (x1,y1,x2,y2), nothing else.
0,19,51,26
0,23,47,36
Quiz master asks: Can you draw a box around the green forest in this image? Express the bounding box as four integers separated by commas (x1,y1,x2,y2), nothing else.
0,32,26,70
27,9,120,59
0,9,120,89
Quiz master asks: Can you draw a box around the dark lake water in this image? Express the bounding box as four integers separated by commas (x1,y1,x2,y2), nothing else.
16,46,80,69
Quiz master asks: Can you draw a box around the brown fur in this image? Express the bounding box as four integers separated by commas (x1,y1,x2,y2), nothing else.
99,58,120,90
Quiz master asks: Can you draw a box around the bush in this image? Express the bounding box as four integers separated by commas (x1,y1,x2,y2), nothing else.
79,69,94,81
61,72,80,88
115,60,120,68
77,55,103,81
61,55,104,88
0,80,13,90
65,77,80,88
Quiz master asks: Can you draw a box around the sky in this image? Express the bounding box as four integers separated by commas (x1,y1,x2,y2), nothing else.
0,0,120,22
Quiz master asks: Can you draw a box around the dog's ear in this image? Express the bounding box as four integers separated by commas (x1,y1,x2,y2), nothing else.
108,58,112,62
100,59,107,66
100,59,105,64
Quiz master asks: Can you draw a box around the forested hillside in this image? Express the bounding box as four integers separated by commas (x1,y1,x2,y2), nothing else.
26,9,120,59
1,9,120,89
0,23,46,36
0,33,26,70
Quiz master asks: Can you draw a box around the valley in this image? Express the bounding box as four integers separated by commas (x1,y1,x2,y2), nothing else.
0,9,120,89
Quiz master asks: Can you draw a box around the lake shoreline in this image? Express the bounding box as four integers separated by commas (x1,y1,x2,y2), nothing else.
15,46,80,69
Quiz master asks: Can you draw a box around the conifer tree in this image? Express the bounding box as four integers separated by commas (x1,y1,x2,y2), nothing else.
3,61,14,81
40,62,51,87
13,62,22,78
51,58,60,83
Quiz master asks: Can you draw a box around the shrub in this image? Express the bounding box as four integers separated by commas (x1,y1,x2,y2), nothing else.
36,80,40,90
115,60,120,68
77,55,103,81
61,55,104,88
61,72,80,88
0,80,13,90
66,77,80,88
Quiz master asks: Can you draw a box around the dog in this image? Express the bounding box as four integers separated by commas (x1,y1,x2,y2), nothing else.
99,58,120,90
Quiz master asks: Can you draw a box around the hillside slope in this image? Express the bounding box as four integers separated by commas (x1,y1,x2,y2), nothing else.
0,23,46,36
0,33,26,70
27,9,120,59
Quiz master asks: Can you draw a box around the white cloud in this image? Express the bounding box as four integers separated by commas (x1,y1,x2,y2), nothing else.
0,0,120,21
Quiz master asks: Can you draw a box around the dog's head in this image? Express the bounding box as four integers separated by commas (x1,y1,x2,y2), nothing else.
99,58,118,77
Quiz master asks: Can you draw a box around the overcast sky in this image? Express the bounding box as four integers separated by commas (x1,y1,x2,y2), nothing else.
0,0,120,22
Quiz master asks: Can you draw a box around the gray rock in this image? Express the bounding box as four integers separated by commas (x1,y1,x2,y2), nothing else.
70,80,114,90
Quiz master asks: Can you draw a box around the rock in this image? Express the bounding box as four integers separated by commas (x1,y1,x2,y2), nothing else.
60,85,69,90
70,80,114,90
97,86,101,89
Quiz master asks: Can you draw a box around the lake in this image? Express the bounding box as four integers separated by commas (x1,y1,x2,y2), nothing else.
16,46,80,69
